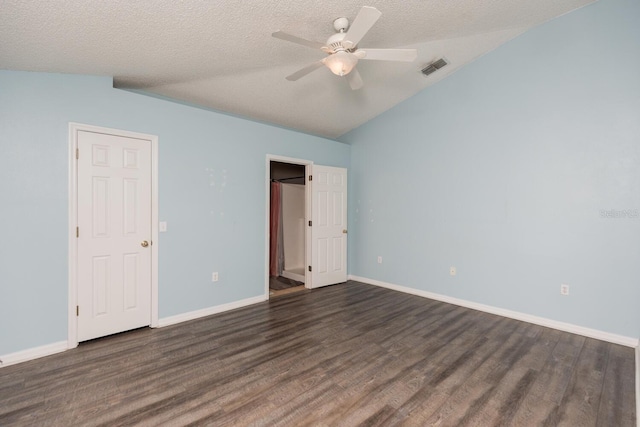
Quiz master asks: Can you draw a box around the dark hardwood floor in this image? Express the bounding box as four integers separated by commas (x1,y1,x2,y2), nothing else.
0,281,635,426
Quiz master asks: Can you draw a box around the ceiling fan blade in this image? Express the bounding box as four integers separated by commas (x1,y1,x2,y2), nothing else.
355,48,417,62
272,31,326,50
286,61,325,81
346,68,363,90
343,6,382,49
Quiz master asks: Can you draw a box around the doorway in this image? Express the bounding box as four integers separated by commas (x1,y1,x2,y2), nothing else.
264,155,348,298
68,123,159,349
269,160,308,297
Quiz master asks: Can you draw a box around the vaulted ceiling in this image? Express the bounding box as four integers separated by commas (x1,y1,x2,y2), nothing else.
1,0,594,139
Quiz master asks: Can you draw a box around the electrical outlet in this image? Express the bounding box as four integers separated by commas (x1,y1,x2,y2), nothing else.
377,256,383,264
450,267,456,276
212,272,219,282
560,284,569,295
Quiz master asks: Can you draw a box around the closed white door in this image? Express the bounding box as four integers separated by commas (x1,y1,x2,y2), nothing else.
311,166,347,288
77,130,152,342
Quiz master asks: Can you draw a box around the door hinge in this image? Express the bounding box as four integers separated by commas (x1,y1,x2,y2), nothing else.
76,305,79,316
308,175,312,181
308,266,312,272
308,220,312,226
76,148,79,159
76,227,79,238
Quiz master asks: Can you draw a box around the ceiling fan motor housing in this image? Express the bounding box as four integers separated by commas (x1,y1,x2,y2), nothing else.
326,32,350,52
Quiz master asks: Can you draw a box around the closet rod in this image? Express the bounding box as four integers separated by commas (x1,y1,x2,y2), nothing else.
271,176,305,182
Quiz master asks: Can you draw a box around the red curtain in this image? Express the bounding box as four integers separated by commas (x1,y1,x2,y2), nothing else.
269,182,282,276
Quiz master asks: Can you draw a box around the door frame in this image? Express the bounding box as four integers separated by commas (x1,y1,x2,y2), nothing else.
265,155,313,296
67,122,159,349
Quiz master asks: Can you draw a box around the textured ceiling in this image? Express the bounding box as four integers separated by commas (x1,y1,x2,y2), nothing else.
1,0,594,139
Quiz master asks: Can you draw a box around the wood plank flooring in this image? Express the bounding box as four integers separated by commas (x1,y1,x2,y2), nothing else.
270,285,306,298
0,281,635,426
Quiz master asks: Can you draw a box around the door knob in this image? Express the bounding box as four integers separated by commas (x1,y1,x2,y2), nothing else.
141,240,149,247
343,229,348,234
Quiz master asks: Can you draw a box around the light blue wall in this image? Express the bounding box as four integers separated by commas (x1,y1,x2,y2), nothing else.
2,0,638,357
342,0,640,338
0,71,349,355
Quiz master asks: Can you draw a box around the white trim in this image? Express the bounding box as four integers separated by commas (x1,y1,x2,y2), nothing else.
68,127,79,349
349,275,639,348
158,295,267,328
150,131,159,328
265,155,314,297
636,345,639,427
304,165,312,289
0,341,68,368
68,123,159,347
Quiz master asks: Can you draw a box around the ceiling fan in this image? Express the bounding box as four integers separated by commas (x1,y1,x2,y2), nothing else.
272,6,417,90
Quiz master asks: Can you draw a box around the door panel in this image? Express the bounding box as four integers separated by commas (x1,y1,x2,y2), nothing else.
333,237,343,271
77,130,152,342
92,256,110,315
311,166,347,288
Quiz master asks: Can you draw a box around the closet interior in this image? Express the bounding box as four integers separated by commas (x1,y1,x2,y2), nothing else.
269,161,306,295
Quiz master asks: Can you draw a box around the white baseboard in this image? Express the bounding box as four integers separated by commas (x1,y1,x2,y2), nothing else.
0,341,68,368
282,270,305,283
0,295,267,368
349,275,639,348
158,294,267,328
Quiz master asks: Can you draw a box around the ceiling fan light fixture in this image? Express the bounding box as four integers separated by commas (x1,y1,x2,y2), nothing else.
324,51,358,76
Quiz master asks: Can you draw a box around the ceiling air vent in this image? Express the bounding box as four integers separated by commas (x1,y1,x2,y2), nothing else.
421,58,448,76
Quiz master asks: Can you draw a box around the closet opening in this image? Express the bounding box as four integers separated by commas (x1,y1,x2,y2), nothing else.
269,160,308,297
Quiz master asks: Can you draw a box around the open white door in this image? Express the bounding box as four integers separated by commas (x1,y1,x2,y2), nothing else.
310,165,347,288
76,130,152,341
